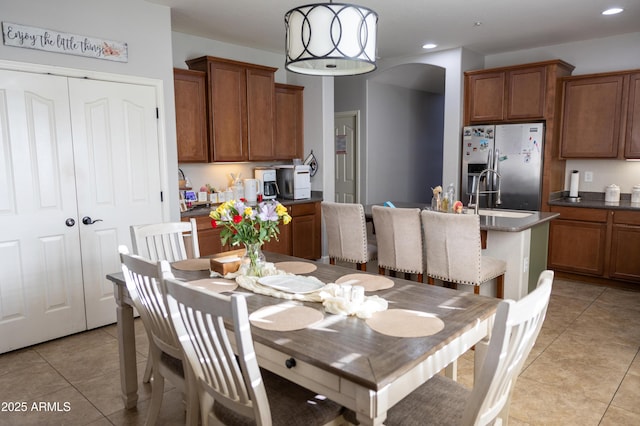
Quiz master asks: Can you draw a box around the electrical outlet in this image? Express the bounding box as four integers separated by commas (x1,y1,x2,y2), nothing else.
523,257,529,273
584,171,593,182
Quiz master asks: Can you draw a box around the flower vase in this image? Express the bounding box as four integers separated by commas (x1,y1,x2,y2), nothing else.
241,242,266,277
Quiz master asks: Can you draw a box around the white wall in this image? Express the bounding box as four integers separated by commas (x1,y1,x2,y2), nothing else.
1,0,179,217
485,33,640,195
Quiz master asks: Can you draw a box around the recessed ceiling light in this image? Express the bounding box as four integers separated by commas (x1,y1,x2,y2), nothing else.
474,21,483,27
422,43,437,49
602,8,623,15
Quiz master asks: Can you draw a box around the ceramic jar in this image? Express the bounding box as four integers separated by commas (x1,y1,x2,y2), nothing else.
632,185,640,204
605,184,621,203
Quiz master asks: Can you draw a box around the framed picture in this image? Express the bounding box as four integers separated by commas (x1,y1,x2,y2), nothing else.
184,190,197,202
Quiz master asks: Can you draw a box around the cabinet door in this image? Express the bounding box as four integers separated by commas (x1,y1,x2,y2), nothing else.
609,224,640,282
208,61,248,162
188,216,229,256
466,72,505,122
548,219,607,276
247,67,276,160
274,84,304,160
507,66,546,120
291,203,321,259
624,73,640,158
174,69,208,162
263,221,292,255
560,75,625,158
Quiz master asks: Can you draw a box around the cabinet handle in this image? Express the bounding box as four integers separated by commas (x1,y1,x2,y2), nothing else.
285,357,296,369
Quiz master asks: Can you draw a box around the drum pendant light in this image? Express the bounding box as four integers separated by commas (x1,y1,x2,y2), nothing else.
284,1,378,76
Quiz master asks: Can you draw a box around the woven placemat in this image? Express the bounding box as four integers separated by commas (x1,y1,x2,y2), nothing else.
366,309,444,338
249,302,324,331
171,258,210,271
185,278,238,293
274,261,317,274
335,273,394,292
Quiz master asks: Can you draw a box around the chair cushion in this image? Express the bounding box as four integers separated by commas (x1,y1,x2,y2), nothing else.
213,368,344,426
343,374,469,426
479,255,507,283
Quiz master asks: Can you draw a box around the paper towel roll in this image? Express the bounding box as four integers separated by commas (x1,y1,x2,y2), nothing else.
569,170,580,197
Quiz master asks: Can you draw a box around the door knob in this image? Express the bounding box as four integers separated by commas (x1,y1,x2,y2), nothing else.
82,216,103,225
65,218,76,227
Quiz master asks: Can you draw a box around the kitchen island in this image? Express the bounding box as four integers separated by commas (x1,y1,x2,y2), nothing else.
365,203,558,300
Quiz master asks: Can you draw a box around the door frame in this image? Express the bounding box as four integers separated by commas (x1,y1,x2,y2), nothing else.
334,110,362,203
0,59,170,221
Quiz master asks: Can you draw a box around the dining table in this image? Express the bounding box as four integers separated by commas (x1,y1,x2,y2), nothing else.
107,252,499,426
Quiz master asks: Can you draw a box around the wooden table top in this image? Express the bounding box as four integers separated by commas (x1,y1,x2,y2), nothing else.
107,252,499,391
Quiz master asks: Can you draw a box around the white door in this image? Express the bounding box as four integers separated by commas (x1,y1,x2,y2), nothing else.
69,79,162,329
334,112,358,203
0,70,87,352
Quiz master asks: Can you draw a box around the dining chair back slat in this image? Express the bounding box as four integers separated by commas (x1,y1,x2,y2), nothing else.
130,218,199,263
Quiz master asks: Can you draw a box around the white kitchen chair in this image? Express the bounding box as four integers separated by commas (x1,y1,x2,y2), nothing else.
130,218,200,262
118,246,198,426
421,209,506,298
130,218,200,383
372,206,424,282
346,270,554,426
163,275,346,426
321,201,377,271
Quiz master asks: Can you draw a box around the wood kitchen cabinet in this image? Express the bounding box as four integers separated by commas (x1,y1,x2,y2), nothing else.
174,68,208,162
186,56,277,162
548,206,640,284
185,215,230,257
464,61,573,124
559,70,640,159
274,83,304,160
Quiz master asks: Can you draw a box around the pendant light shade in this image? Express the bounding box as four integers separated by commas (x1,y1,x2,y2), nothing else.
285,2,378,76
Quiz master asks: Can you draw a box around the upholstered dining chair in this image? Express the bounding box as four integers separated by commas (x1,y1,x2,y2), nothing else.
371,205,424,282
421,210,506,298
130,218,200,383
118,246,198,426
130,218,200,262
346,270,554,426
321,201,377,271
163,274,346,426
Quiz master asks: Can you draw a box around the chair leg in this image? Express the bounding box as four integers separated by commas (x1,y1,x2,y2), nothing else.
329,258,335,265
427,276,435,285
143,351,153,383
378,266,385,276
357,262,366,271
417,273,423,283
146,363,164,426
474,286,480,295
496,274,504,299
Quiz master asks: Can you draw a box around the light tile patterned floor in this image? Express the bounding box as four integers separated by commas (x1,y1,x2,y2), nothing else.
0,275,638,425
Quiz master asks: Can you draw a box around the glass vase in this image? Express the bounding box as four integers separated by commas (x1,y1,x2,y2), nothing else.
240,242,266,277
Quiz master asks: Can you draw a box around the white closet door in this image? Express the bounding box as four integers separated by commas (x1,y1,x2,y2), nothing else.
69,79,163,329
0,70,86,353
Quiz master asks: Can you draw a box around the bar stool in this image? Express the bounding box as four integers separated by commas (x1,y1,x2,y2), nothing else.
372,206,424,282
421,210,505,298
322,201,377,271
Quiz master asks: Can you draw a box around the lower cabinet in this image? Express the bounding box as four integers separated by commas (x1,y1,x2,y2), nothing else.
184,200,321,260
548,206,640,283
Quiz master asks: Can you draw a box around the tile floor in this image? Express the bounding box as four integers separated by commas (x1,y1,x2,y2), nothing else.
0,276,639,425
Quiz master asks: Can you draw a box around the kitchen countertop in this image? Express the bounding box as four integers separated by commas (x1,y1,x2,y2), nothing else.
364,202,558,232
548,191,640,211
181,191,323,218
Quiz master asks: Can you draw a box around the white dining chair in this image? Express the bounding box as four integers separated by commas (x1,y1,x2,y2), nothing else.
421,209,506,298
371,206,424,282
345,270,554,426
130,218,200,383
321,201,377,271
130,218,200,262
118,246,198,426
163,274,346,426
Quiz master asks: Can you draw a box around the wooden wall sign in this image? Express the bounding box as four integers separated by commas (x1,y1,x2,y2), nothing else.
2,22,128,63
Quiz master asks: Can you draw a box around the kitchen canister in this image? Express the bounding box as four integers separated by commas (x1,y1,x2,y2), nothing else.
632,184,640,204
605,184,621,204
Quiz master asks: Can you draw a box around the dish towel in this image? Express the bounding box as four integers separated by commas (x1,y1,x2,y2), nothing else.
212,264,387,318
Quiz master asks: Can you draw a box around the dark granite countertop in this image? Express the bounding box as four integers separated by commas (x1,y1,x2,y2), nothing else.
548,191,640,211
181,191,323,218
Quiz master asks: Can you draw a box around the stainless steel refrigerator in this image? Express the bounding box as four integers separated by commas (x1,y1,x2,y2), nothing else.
461,123,544,211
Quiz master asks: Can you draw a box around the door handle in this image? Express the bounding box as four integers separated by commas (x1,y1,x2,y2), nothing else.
65,218,76,227
82,216,103,225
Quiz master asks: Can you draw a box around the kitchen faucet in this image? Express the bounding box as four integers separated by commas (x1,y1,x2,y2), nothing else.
468,168,502,214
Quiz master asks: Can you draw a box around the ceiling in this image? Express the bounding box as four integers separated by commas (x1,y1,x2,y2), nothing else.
147,0,640,60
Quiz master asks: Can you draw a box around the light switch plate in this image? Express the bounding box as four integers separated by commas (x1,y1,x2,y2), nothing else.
584,171,593,182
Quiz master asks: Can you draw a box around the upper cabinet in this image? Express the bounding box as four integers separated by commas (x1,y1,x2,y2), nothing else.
559,70,640,159
464,60,574,124
186,56,277,162
274,83,304,160
174,69,208,163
